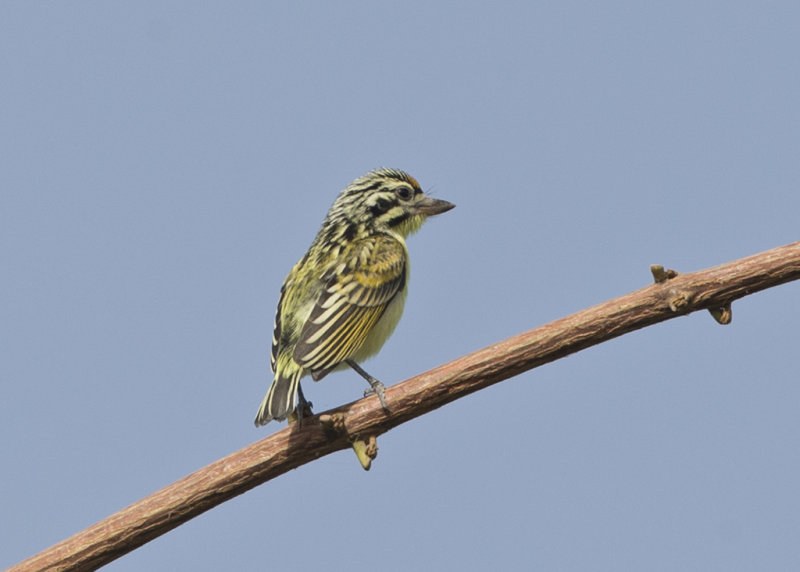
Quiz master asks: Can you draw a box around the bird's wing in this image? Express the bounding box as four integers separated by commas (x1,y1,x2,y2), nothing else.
269,282,287,374
292,234,406,375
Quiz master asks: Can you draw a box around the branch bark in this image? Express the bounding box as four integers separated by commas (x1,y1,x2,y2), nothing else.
11,241,800,571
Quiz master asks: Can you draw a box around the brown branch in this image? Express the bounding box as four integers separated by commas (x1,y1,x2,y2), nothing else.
11,241,800,571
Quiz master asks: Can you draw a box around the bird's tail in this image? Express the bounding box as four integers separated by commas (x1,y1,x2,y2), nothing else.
254,365,303,426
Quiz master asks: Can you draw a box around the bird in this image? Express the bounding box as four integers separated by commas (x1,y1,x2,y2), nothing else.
254,168,454,426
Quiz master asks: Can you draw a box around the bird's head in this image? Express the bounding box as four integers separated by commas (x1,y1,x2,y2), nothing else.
330,168,455,238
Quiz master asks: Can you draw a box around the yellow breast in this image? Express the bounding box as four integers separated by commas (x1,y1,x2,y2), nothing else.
350,237,410,363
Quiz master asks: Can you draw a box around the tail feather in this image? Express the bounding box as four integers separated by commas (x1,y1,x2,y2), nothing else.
254,367,303,426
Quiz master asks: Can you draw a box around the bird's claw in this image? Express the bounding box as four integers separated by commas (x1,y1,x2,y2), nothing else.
291,385,313,427
346,359,390,413
364,381,389,412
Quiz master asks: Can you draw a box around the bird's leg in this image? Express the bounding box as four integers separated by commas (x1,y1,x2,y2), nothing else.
346,359,390,412
294,383,313,426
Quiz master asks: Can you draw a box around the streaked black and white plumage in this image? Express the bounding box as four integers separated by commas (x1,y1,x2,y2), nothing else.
254,168,454,426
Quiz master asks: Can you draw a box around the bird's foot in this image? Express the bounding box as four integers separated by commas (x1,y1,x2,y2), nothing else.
346,359,390,413
363,380,388,411
290,385,314,426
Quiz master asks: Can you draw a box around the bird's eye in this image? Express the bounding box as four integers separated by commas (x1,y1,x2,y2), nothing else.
395,186,413,201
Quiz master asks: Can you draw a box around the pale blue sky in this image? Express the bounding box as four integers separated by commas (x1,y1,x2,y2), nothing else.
2,2,799,570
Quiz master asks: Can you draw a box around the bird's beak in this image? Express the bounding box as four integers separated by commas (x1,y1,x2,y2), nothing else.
414,197,455,216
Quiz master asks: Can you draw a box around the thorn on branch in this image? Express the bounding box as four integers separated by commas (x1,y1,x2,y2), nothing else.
651,265,690,313
708,303,732,325
351,436,379,471
319,413,378,471
650,265,679,283
319,413,380,469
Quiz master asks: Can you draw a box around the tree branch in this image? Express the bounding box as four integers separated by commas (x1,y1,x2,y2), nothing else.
10,241,800,571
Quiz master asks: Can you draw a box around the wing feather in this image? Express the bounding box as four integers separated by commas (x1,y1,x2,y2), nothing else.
269,283,287,373
293,234,406,375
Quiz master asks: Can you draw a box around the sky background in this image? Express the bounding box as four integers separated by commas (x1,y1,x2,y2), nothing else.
2,2,799,571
